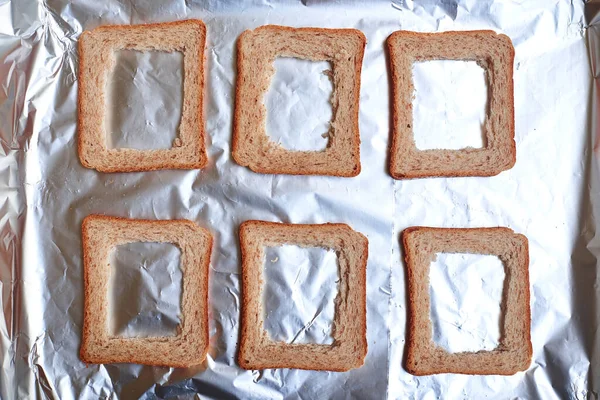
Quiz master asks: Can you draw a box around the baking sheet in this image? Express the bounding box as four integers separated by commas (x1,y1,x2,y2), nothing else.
0,0,595,398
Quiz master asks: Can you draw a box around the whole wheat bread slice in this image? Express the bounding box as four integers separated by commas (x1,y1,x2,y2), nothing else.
80,215,212,367
238,220,368,371
402,227,531,375
387,30,516,179
233,25,366,177
78,20,207,172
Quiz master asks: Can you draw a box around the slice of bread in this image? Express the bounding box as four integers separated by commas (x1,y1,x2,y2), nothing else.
80,215,212,367
232,25,366,177
387,30,516,179
78,20,207,172
402,227,531,375
238,220,368,371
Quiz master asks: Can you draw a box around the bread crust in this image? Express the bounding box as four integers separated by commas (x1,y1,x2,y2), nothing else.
237,220,368,371
402,226,531,375
80,215,213,367
387,30,516,179
77,19,208,172
232,25,366,177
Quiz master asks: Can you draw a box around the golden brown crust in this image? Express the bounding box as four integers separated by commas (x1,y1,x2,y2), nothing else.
389,29,499,40
351,30,367,178
77,19,208,173
236,220,252,369
519,233,533,364
402,226,531,375
387,30,516,179
77,32,90,169
91,19,205,34
232,25,366,177
390,167,508,180
252,24,366,37
80,214,212,367
231,31,250,170
80,215,93,362
237,220,368,371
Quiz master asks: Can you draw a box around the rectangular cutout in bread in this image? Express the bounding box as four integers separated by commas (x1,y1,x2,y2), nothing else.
387,31,516,179
80,215,212,367
402,227,531,375
78,20,207,172
238,220,368,371
233,25,366,177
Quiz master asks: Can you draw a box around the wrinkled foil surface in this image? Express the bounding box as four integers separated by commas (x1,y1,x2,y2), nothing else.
0,0,595,398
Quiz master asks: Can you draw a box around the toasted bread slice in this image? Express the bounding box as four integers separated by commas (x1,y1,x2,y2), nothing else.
78,20,207,172
387,30,515,179
238,220,368,371
233,25,366,177
80,215,212,367
402,227,531,375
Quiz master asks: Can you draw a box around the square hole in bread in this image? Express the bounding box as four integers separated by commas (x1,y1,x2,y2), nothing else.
109,242,182,338
402,227,531,375
238,221,368,371
263,245,338,344
265,58,333,152
78,20,207,172
106,50,183,150
387,30,516,179
80,215,212,367
429,253,504,352
233,26,366,177
412,60,487,150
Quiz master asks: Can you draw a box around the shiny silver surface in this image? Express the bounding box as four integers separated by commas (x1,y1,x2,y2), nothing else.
0,0,594,398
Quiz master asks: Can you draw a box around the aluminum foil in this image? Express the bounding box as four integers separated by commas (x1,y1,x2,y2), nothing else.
0,0,594,398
